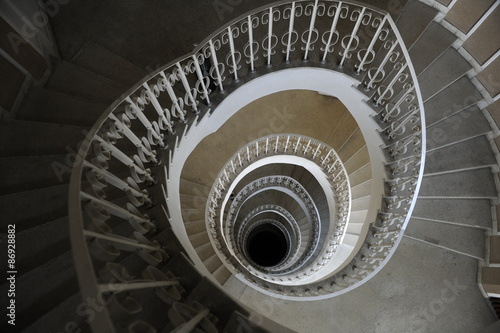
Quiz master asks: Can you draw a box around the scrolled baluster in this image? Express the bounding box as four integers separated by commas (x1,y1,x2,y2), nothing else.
125,97,169,142
108,113,158,164
84,161,152,208
242,15,259,71
321,1,344,61
339,7,366,67
262,7,280,65
158,72,187,123
302,0,320,60
283,2,298,62
375,62,408,105
364,39,399,90
388,130,421,157
386,107,419,139
207,39,225,92
175,62,199,114
356,15,387,73
191,54,211,105
94,136,155,184
224,25,241,81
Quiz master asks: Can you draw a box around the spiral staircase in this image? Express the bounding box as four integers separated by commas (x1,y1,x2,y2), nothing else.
1,0,500,332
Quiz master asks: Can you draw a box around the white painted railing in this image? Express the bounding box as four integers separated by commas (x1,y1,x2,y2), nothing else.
69,0,425,329
205,134,351,285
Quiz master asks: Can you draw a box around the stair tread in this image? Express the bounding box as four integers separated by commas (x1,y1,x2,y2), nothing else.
396,0,438,48
179,178,212,198
351,180,372,199
0,154,71,194
0,184,69,230
21,293,91,333
408,22,457,75
425,135,496,174
344,146,370,175
418,48,472,101
424,76,482,127
348,163,371,188
15,216,70,273
73,42,148,85
46,60,127,103
326,113,358,152
419,168,496,198
1,251,78,329
0,120,87,157
204,252,223,273
412,198,492,229
426,105,491,150
351,195,371,211
213,265,232,285
406,218,486,258
338,129,366,162
16,86,107,126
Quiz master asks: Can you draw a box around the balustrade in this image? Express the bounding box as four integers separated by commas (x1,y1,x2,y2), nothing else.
69,1,424,330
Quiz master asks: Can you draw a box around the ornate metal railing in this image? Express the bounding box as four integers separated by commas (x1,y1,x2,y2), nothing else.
69,0,425,330
205,134,351,285
229,175,321,274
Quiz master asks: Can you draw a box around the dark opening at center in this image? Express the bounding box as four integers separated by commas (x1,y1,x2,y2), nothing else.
246,224,288,267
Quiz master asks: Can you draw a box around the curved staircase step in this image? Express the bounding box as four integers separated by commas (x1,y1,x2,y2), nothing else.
344,146,370,175
196,242,216,261
189,230,210,248
418,48,472,101
419,168,496,198
426,105,492,150
326,112,359,152
0,120,87,156
348,163,371,187
0,251,78,331
72,42,148,85
180,178,212,197
21,293,91,333
338,129,366,162
405,218,486,259
351,180,372,199
46,60,127,103
16,86,107,126
180,193,207,210
185,220,207,235
182,208,205,222
424,76,482,127
349,210,368,224
204,252,223,273
395,0,438,47
412,198,492,229
14,217,70,273
0,154,70,194
0,184,68,230
351,195,371,211
213,264,232,285
408,21,457,75
425,135,497,174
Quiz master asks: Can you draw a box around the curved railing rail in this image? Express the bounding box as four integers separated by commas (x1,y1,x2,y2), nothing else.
69,0,425,329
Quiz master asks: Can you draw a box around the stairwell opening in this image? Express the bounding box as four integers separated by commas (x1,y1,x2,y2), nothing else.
246,223,289,267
